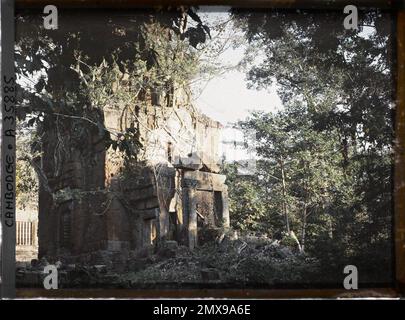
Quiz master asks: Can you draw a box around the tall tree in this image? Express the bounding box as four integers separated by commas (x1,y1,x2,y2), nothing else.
232,9,394,282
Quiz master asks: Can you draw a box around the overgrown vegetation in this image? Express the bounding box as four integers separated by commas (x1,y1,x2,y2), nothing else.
15,8,394,287
117,233,320,288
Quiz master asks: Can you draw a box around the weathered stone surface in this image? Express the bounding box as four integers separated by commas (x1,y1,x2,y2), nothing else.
127,186,157,202
200,152,221,173
173,152,203,171
134,197,160,210
198,226,221,245
174,152,220,173
138,208,159,220
183,171,226,191
145,197,159,209
37,81,229,262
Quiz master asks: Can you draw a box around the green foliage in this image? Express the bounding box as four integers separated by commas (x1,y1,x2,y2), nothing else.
74,23,200,110
15,8,394,285
16,8,211,163
223,164,269,233
229,9,394,283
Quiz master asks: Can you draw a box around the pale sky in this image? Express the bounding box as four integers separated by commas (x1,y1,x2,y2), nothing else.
192,9,283,127
190,9,283,163
17,9,285,164
190,10,376,164
192,10,375,127
194,59,283,126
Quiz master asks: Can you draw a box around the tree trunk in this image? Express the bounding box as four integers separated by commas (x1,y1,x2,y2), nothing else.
280,159,290,234
301,163,310,252
329,217,333,239
301,203,307,252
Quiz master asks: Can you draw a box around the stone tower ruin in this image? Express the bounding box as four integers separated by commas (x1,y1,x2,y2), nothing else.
37,85,229,262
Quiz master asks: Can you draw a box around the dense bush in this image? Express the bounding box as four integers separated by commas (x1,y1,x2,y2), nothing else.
123,233,319,287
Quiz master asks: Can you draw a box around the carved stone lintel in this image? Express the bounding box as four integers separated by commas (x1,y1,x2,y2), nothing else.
183,171,226,191
182,178,199,189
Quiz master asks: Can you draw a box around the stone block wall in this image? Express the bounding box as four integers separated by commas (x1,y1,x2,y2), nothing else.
37,86,229,261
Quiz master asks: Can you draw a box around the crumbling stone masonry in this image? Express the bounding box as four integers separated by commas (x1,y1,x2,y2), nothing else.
38,87,229,261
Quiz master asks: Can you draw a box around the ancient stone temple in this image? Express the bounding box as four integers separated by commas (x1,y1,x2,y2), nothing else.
37,86,229,262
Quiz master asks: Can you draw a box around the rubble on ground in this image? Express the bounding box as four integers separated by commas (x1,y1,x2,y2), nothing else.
16,232,319,288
